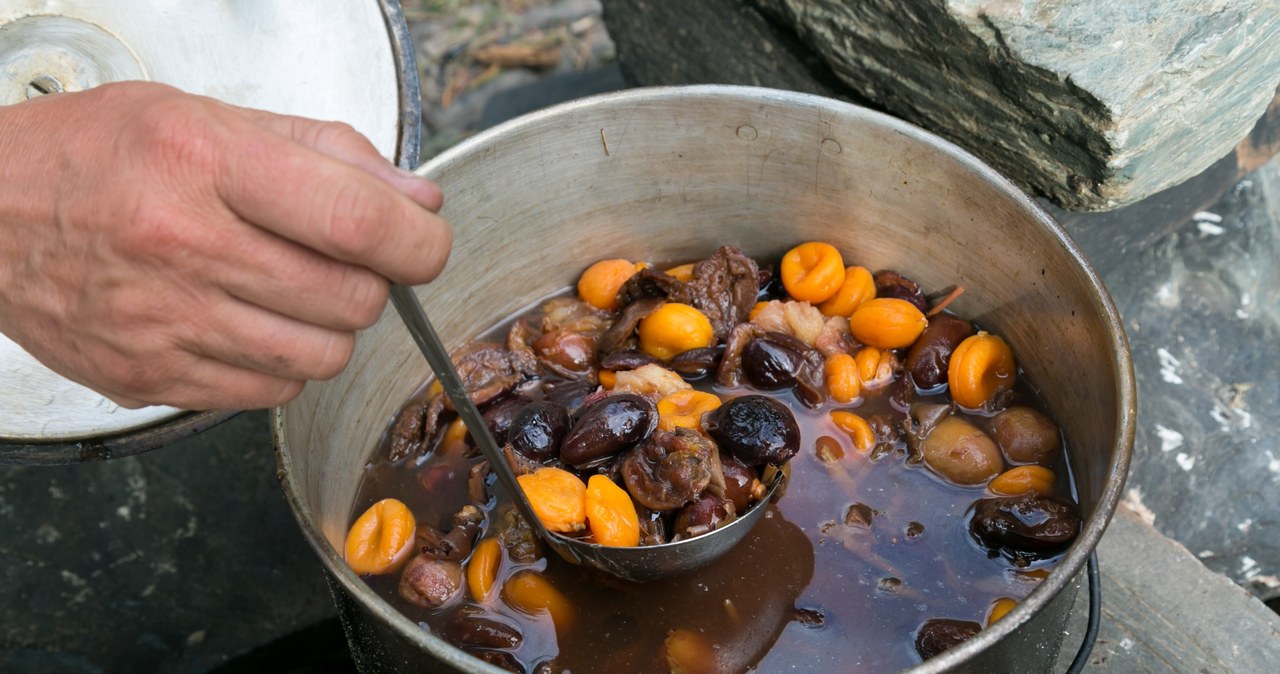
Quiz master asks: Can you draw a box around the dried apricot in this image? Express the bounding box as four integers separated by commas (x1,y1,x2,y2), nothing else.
989,465,1055,496
781,242,846,303
854,346,896,390
344,498,416,576
818,265,876,317
578,258,637,311
831,410,875,453
948,331,1016,409
824,353,861,403
665,263,695,282
657,390,722,431
597,369,617,389
503,571,574,632
849,298,928,349
585,475,641,547
638,303,714,360
665,628,716,674
987,597,1017,625
466,537,502,602
516,467,587,532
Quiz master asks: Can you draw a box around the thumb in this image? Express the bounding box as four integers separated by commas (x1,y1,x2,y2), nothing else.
232,106,442,211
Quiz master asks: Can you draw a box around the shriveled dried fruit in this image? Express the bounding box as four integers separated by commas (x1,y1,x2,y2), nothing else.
904,313,975,389
578,258,638,311
561,393,658,468
831,411,875,453
781,242,845,303
516,467,587,532
638,302,715,360
969,494,1081,563
657,389,722,431
824,352,861,403
465,537,502,602
585,474,641,547
665,628,717,674
818,265,876,317
948,331,1016,409
987,597,1017,625
704,395,801,466
989,465,1055,496
915,618,980,659
849,298,928,350
503,571,574,633
345,498,416,576
398,556,463,608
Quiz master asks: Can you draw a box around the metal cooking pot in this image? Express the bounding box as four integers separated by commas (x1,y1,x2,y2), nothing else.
273,86,1136,673
0,0,419,464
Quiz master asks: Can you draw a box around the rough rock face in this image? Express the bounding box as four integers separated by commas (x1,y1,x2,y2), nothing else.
602,0,1280,211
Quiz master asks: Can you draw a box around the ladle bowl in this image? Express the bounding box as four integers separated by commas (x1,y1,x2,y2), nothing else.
386,284,783,582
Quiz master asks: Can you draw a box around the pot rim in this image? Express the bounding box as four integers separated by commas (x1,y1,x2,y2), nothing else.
273,83,1136,674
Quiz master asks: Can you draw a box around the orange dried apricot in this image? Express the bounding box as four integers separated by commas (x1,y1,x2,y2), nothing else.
657,390,722,431
987,597,1017,625
665,628,716,674
781,242,846,303
516,467,587,532
849,298,928,349
638,302,714,360
665,263,695,282
851,347,886,389
989,465,1055,496
503,571,574,633
831,410,875,453
344,498,416,576
598,369,617,389
585,475,641,547
824,353,861,403
948,331,1016,409
577,258,637,311
466,537,502,602
439,417,470,455
818,265,876,317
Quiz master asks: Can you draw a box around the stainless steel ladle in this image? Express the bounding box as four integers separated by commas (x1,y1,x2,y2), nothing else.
389,284,782,582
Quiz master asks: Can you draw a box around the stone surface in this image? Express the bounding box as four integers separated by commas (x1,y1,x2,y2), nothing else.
0,411,337,674
1057,505,1280,672
602,0,1280,211
1056,155,1280,602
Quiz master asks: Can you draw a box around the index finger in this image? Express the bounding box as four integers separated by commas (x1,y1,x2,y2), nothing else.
213,120,452,285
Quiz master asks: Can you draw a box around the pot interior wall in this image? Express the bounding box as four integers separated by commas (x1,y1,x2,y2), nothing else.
277,86,1129,671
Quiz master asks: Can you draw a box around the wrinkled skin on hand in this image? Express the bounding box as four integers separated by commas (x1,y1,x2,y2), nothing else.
0,82,451,410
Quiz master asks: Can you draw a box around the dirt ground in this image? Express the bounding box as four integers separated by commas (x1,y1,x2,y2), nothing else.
402,0,617,158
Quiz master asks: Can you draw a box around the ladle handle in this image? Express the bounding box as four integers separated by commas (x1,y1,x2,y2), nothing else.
387,283,553,542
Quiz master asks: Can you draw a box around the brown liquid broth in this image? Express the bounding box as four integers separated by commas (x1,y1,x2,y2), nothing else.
353,300,1076,673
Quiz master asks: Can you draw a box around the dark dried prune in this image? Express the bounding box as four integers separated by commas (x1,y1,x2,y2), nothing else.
741,332,816,390
672,493,734,539
561,393,657,468
703,394,800,466
915,618,981,659
508,401,570,462
875,270,928,313
718,452,762,512
904,313,975,389
969,494,1081,563
481,396,527,446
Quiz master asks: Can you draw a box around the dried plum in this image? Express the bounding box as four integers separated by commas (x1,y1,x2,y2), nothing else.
508,401,570,462
560,393,657,469
969,494,1081,564
703,395,800,466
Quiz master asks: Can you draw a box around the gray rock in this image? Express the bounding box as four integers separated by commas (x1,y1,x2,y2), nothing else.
603,0,1280,211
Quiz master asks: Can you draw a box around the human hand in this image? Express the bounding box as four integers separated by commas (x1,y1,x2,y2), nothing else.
0,82,451,410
